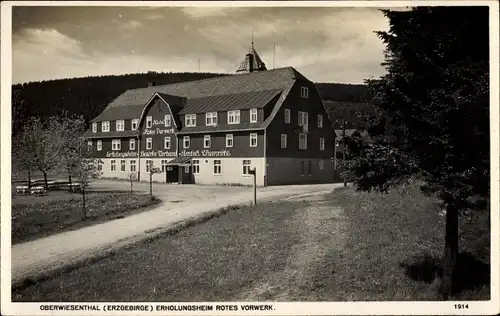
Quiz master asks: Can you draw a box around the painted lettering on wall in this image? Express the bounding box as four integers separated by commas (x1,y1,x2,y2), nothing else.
144,127,175,135
106,151,138,158
179,149,231,157
140,150,177,157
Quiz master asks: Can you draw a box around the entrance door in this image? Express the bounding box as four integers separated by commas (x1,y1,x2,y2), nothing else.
166,166,179,183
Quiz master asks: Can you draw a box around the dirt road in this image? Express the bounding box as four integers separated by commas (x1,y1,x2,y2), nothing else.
11,180,339,285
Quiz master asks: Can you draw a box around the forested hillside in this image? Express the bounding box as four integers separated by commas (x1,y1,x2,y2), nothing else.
12,72,372,134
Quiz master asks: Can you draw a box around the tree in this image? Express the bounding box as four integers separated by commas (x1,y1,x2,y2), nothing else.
127,172,137,194
73,141,102,220
12,132,37,190
54,113,87,192
18,117,62,190
349,7,489,299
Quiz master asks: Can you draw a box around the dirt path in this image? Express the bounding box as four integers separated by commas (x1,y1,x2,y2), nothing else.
235,193,348,300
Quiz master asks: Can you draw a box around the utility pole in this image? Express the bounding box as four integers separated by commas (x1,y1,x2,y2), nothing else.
249,167,257,205
198,58,200,72
343,120,347,187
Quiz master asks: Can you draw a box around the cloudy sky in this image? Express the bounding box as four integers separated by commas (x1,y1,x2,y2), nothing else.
12,5,394,84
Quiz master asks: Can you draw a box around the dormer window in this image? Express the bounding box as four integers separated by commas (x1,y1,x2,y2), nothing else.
146,116,152,128
102,121,110,132
250,108,258,123
318,114,323,128
185,114,196,127
116,120,124,131
206,112,218,126
92,122,97,133
300,86,309,98
131,119,139,130
228,110,240,124
165,115,171,127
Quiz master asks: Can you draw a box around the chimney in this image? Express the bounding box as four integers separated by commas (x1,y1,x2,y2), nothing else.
246,53,254,73
148,81,155,87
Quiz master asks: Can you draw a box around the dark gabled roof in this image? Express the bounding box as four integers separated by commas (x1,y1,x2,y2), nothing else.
91,104,144,122
90,67,306,123
179,89,282,115
177,122,264,135
83,130,140,139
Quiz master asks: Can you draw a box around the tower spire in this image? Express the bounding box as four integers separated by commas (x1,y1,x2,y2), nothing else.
251,30,254,50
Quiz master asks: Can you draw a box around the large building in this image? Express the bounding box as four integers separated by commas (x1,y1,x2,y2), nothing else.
84,46,335,186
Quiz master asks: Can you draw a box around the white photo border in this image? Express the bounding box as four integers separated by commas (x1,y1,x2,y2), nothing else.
1,1,498,315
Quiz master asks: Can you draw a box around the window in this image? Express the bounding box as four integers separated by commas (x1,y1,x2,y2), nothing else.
250,133,258,147
301,86,309,98
227,110,240,124
299,133,307,150
214,160,222,175
98,161,103,171
111,160,116,172
112,139,121,150
130,139,136,151
146,160,153,173
161,160,168,172
204,135,211,148
284,109,291,124
92,123,97,133
242,160,251,175
308,160,312,175
131,119,139,130
102,121,110,132
205,112,218,126
318,114,323,128
192,160,200,174
185,114,196,127
300,160,305,175
165,114,171,127
130,160,136,172
146,116,152,128
164,137,171,149
281,134,287,148
185,166,190,174
183,136,190,149
116,120,124,131
250,108,258,123
226,134,233,148
146,137,152,150
97,140,102,151
319,160,324,171
298,111,308,126
121,160,126,172
320,137,325,151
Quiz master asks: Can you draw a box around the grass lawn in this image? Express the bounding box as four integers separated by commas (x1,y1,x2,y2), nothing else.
11,191,161,244
318,183,490,301
12,182,489,301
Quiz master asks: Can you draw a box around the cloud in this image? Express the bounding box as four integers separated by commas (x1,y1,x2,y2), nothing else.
12,28,227,84
12,7,390,84
122,20,143,29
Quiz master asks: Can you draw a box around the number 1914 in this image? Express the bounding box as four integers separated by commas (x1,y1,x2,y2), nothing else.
454,304,469,309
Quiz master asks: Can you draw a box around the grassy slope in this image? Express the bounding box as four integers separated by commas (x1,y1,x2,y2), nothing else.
13,201,309,301
12,192,160,244
319,184,490,301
